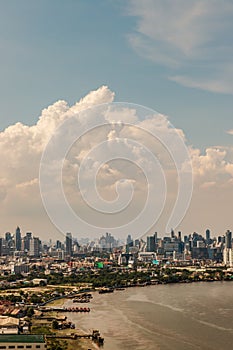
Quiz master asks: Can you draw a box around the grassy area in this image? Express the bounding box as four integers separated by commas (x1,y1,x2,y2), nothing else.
46,337,95,350
66,338,95,350
47,298,65,307
32,325,53,335
31,313,96,350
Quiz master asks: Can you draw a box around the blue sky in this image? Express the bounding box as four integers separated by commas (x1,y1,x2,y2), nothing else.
0,0,233,150
1,0,233,237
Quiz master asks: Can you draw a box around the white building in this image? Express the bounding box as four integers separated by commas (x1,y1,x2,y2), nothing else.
223,248,233,267
0,316,19,334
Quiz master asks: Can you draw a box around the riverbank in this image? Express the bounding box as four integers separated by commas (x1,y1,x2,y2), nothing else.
31,309,98,350
32,280,233,350
38,295,102,350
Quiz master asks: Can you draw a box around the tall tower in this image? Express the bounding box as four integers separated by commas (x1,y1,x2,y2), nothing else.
226,230,232,249
5,232,11,242
24,232,32,252
29,237,40,257
15,226,21,251
66,233,73,257
224,230,232,266
147,234,156,252
206,229,210,245
171,229,175,239
178,231,182,241
126,235,133,245
0,238,2,256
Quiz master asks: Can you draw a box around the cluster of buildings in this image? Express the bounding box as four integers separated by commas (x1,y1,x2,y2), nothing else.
0,228,41,258
0,227,233,267
142,229,233,266
0,229,122,260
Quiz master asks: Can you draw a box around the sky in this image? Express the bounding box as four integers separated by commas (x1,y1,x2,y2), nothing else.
0,0,233,241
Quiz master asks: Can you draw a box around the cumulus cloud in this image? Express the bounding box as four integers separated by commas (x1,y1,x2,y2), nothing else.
0,85,233,238
0,87,114,233
189,145,233,193
127,0,233,94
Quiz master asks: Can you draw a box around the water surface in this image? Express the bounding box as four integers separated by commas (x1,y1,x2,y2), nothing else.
64,282,233,349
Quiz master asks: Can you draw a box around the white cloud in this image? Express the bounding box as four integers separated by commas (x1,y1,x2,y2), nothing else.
169,75,233,95
127,0,233,94
0,86,233,237
190,146,233,186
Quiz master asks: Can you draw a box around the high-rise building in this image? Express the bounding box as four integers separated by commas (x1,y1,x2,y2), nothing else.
171,229,175,239
0,238,2,256
56,240,62,249
66,232,73,257
226,230,232,249
29,237,40,257
126,235,133,245
178,231,182,241
15,226,21,251
147,234,156,252
126,234,133,254
5,232,11,242
224,230,232,266
206,229,210,244
24,232,32,252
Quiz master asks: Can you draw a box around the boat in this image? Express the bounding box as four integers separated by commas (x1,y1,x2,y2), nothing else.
99,288,114,294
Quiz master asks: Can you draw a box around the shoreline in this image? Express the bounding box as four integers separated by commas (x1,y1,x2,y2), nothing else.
45,295,103,349
45,281,233,350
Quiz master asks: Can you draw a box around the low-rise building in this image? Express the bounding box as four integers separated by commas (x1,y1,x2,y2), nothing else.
0,316,19,334
0,334,46,349
32,278,47,286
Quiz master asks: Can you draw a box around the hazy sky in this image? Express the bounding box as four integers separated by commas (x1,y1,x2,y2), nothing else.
0,0,233,240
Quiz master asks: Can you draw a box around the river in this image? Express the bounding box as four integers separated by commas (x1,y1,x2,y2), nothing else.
64,282,233,349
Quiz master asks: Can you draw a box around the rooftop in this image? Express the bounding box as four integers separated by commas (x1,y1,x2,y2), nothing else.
0,334,45,343
0,316,19,327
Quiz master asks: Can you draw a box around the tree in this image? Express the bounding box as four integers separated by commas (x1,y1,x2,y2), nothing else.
26,307,34,318
52,320,59,330
47,339,67,350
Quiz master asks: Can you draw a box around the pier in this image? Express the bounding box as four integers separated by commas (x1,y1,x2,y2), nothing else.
46,330,104,344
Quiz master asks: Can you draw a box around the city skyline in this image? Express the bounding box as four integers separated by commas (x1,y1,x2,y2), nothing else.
1,225,232,268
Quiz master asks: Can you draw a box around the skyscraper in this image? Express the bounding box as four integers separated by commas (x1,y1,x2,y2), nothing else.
5,232,11,242
126,234,133,254
56,240,62,249
29,237,40,257
15,226,21,251
178,231,182,241
206,229,210,244
126,235,133,245
226,230,232,249
0,238,2,256
66,232,73,257
171,229,175,239
224,230,232,266
24,232,32,252
147,234,156,252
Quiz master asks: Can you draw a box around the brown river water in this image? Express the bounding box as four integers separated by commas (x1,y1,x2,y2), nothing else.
64,282,233,350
